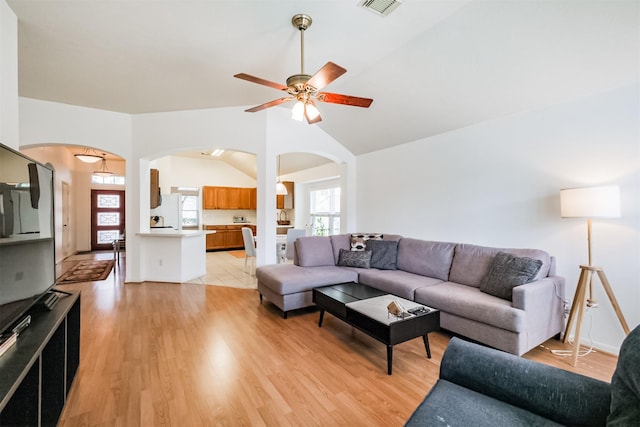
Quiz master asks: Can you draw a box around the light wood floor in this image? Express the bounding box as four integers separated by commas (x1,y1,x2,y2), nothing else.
55,251,618,426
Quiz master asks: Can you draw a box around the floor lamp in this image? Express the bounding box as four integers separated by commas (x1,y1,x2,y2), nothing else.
560,185,630,366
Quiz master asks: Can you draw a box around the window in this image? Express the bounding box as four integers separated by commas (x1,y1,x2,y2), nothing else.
91,175,125,185
310,187,340,236
172,187,199,228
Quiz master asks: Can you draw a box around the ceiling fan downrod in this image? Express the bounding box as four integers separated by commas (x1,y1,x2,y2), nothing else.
292,14,312,75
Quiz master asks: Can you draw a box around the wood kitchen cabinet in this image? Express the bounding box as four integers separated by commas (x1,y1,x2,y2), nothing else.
204,224,255,251
202,186,257,210
150,169,160,208
205,226,227,250
239,188,256,210
225,225,245,248
276,181,294,209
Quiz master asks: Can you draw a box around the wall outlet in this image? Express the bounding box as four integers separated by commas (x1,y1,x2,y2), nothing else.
159,259,163,266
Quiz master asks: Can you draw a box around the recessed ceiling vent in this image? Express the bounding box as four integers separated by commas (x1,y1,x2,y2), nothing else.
359,0,402,17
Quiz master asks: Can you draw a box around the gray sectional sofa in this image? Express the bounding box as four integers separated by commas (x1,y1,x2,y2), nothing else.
256,233,565,356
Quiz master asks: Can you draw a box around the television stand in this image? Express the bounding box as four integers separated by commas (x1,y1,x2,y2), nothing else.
0,291,81,425
34,291,59,311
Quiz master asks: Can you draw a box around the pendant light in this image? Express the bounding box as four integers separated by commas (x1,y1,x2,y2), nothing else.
93,154,114,177
74,147,103,163
276,155,288,195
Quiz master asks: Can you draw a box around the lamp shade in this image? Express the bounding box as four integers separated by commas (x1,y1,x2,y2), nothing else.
560,185,620,218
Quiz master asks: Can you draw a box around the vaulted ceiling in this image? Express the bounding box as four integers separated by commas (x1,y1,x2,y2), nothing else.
8,1,638,158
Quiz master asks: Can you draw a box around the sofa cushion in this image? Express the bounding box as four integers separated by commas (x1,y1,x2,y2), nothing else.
367,239,398,270
295,236,335,267
337,248,372,268
414,282,526,333
256,264,358,295
350,233,383,251
358,269,443,300
330,234,351,264
449,244,551,288
396,239,456,281
404,379,561,427
479,252,543,300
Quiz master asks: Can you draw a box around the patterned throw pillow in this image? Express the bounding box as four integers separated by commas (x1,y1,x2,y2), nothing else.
337,248,372,269
479,251,543,300
350,233,383,251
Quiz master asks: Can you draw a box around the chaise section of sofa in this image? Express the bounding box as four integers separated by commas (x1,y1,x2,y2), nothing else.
256,236,359,318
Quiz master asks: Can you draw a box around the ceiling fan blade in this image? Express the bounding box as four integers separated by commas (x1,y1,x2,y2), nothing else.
245,97,293,113
234,73,288,91
305,62,347,91
316,92,374,108
305,100,322,124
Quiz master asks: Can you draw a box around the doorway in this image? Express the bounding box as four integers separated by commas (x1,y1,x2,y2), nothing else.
91,190,125,251
62,181,71,257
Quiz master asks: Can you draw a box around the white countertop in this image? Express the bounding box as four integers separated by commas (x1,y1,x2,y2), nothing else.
138,229,205,237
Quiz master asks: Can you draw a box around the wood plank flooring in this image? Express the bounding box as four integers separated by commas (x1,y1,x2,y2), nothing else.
55,252,618,426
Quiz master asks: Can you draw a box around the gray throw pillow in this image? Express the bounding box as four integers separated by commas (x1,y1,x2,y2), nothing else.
367,239,398,270
479,251,542,300
337,248,372,268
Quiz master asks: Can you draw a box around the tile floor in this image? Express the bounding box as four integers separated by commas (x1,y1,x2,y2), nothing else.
187,250,258,289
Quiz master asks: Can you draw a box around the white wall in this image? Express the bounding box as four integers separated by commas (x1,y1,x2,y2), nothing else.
157,155,257,188
0,0,18,148
356,85,640,353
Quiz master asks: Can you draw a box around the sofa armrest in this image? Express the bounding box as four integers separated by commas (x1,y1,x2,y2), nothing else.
440,338,611,426
512,276,566,351
512,276,565,311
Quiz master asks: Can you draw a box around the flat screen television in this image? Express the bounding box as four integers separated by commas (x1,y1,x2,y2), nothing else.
0,142,56,336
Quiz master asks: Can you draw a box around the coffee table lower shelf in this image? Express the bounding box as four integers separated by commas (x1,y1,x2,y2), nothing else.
313,283,440,375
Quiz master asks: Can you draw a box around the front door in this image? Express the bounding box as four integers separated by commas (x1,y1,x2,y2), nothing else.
91,190,125,251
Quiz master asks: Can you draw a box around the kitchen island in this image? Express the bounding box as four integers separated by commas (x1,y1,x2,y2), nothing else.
137,229,206,283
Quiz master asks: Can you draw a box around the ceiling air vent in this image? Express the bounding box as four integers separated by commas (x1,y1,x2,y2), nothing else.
359,0,403,17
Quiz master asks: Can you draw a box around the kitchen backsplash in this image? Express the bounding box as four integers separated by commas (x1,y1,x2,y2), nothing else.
202,209,256,224
201,209,295,226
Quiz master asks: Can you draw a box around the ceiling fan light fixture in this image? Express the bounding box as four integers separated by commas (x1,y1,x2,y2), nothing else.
305,102,320,120
291,101,305,121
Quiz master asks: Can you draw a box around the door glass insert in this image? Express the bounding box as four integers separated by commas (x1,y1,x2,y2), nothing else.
97,194,120,208
97,230,119,244
97,212,120,226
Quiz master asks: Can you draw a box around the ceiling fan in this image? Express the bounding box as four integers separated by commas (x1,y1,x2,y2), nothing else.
234,14,373,124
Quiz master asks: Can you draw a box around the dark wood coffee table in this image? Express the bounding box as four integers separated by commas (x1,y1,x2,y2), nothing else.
312,282,440,375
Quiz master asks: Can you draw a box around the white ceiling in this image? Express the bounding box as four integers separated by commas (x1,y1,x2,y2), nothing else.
8,0,638,159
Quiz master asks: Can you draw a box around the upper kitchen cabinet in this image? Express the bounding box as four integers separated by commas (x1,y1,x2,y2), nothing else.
150,168,160,208
240,188,257,210
202,186,256,210
276,181,294,209
202,186,217,209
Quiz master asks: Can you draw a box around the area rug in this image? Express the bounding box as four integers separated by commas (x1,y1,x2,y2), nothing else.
228,250,246,258
56,259,115,285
